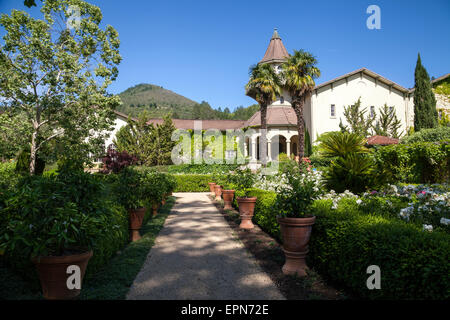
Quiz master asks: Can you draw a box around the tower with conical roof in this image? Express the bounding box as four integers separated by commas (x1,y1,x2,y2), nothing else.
259,28,291,107
260,28,290,64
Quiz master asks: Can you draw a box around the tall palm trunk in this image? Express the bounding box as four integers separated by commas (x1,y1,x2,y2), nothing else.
260,103,268,166
292,99,305,161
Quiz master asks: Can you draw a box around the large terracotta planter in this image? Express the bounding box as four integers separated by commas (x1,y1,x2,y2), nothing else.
129,207,146,242
277,216,316,276
236,197,257,229
222,189,235,210
208,182,216,196
214,184,222,201
32,250,93,300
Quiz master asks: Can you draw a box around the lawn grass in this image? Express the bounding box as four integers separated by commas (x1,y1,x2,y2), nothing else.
0,196,175,300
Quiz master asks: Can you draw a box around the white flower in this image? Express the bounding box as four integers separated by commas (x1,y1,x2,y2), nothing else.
440,218,450,226
356,199,362,205
423,224,433,232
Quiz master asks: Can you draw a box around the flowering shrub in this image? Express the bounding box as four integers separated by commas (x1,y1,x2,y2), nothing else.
274,161,324,217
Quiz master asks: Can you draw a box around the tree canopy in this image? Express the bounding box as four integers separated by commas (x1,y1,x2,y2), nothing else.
0,0,122,173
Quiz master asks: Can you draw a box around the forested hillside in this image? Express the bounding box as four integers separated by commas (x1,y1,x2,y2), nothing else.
117,83,259,120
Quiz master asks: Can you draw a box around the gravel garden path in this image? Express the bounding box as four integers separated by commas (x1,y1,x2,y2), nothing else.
126,192,285,300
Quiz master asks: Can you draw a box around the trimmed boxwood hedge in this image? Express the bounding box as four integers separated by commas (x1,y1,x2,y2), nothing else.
244,189,450,300
173,174,213,192
309,199,449,300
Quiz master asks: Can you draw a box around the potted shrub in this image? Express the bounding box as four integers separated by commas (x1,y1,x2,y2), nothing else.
0,172,108,299
141,169,166,217
233,168,257,229
274,161,323,276
162,173,177,205
221,176,236,210
116,167,146,242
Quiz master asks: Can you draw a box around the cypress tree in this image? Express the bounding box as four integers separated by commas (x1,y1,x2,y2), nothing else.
413,53,438,131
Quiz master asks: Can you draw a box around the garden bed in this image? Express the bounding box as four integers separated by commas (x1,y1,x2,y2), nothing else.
208,194,345,300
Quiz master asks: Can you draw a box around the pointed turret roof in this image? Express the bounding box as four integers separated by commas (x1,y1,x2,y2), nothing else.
260,28,289,64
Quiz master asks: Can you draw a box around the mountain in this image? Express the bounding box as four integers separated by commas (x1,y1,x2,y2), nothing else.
116,83,259,120
117,84,197,119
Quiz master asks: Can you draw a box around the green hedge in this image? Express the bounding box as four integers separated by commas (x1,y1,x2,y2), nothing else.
374,141,450,183
309,199,450,300
173,174,213,192
401,127,450,144
246,189,280,240
168,164,241,174
243,189,450,299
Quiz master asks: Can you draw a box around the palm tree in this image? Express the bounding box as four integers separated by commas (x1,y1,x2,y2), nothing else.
281,50,320,161
245,63,281,166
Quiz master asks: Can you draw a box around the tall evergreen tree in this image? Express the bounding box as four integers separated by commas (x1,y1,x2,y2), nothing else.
413,53,438,131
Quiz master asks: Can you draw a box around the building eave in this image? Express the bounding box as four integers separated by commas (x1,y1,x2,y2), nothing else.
314,68,410,94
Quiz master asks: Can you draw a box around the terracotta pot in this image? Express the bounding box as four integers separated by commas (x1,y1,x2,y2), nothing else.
236,197,257,229
129,207,146,242
222,189,235,210
208,182,216,196
32,250,93,300
277,216,316,276
152,203,158,217
161,197,166,206
214,184,222,201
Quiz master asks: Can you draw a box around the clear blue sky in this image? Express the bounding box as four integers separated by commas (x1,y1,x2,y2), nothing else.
1,0,449,111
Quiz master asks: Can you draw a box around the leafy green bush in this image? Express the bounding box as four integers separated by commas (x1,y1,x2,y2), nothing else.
401,127,450,143
167,163,241,174
309,153,333,169
309,199,450,299
113,167,146,209
173,174,213,192
374,141,449,183
0,171,128,280
246,189,280,240
230,168,256,197
0,162,20,193
138,168,173,204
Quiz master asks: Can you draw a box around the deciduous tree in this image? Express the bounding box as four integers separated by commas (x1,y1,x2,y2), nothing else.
0,0,121,173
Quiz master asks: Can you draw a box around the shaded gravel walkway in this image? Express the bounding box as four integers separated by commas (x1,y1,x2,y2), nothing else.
127,192,284,300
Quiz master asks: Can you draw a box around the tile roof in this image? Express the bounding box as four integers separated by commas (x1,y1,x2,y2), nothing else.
367,135,399,145
146,118,245,130
244,106,296,127
260,28,289,64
